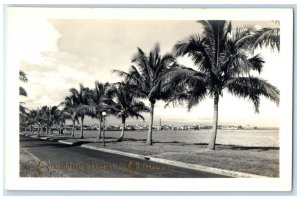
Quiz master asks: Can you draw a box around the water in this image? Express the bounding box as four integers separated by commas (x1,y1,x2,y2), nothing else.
70,129,279,147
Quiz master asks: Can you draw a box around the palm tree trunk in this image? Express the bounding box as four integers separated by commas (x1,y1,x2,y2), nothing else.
80,117,84,139
59,125,62,135
72,121,75,138
98,118,102,140
147,102,155,145
102,117,106,146
208,94,219,150
117,116,126,142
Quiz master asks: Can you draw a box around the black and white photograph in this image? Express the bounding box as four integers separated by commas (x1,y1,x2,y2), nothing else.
4,7,293,191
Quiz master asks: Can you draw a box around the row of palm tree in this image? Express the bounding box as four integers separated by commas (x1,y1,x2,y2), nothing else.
20,81,150,142
62,82,150,141
20,20,280,150
20,105,64,134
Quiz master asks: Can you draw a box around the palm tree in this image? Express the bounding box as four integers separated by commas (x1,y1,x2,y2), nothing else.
51,105,67,135
113,43,176,145
88,81,111,140
36,106,47,134
39,105,61,134
106,82,150,142
63,96,79,137
166,20,280,150
26,109,39,133
69,84,91,139
35,107,46,134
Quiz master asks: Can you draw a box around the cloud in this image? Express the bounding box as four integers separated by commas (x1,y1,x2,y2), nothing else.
8,16,60,65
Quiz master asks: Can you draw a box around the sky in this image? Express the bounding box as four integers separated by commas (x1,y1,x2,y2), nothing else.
8,8,281,127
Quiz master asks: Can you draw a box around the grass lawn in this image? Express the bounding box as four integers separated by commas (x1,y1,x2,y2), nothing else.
84,139,279,177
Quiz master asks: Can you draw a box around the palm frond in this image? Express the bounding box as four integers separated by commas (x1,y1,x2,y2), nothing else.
197,20,214,39
253,28,280,51
132,47,152,80
76,105,93,117
19,104,28,114
229,26,260,52
114,43,174,103
106,82,150,122
162,66,208,110
223,21,232,39
173,34,213,72
154,53,175,78
226,77,280,113
247,54,265,73
19,70,28,82
19,87,27,97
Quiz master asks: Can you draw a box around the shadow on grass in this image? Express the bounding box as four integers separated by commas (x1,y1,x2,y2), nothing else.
224,145,279,151
116,138,147,142
153,141,208,146
146,141,279,151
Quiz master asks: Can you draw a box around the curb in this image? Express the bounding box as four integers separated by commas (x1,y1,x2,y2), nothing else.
80,144,267,178
58,140,86,146
40,137,50,140
81,144,145,160
58,140,75,145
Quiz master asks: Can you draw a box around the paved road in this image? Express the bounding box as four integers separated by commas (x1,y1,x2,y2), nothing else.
20,135,230,178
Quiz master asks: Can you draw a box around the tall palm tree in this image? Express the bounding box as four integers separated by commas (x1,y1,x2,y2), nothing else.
35,107,46,134
63,96,79,137
26,109,39,133
106,82,150,142
166,20,280,150
36,106,48,134
39,105,61,134
113,43,176,145
69,84,91,139
88,81,110,140
51,104,67,135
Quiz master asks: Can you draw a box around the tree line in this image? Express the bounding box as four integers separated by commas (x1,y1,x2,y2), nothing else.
19,20,280,150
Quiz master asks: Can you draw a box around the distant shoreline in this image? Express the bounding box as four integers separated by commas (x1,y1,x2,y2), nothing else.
60,127,280,132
